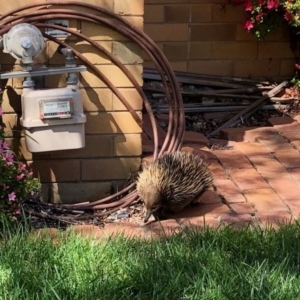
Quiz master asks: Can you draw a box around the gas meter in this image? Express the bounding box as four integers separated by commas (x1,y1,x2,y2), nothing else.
0,23,87,152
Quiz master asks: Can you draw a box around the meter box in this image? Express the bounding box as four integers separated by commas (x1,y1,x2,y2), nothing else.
20,86,86,152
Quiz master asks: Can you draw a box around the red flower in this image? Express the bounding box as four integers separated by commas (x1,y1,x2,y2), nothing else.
267,0,279,9
295,64,300,70
244,0,253,11
244,20,254,30
256,10,264,22
258,0,265,5
284,11,293,21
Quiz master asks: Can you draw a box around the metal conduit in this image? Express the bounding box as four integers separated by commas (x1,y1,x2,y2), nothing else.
0,1,185,220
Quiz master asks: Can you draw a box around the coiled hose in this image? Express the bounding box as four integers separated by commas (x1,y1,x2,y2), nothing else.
0,1,185,220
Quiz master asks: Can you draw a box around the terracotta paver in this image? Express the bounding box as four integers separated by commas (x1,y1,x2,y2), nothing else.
213,150,252,169
228,168,270,191
62,115,300,239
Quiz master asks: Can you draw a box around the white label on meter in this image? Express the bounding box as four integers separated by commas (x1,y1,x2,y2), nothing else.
39,98,73,119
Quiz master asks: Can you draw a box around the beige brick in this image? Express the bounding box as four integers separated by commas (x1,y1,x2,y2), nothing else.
41,182,112,204
211,42,258,59
163,43,188,60
2,113,22,137
48,40,112,65
169,61,188,72
48,0,114,11
188,60,233,76
212,4,245,23
191,24,236,41
112,88,143,111
85,112,142,134
50,135,113,159
236,25,258,41
81,88,113,112
82,157,141,180
144,24,188,41
45,74,68,88
114,134,142,156
80,64,143,88
114,0,144,15
258,42,295,59
280,59,295,77
28,160,80,182
191,4,212,22
2,87,22,113
112,42,143,64
144,5,164,23
190,0,224,3
233,59,280,78
145,0,188,3
165,5,190,23
189,42,211,59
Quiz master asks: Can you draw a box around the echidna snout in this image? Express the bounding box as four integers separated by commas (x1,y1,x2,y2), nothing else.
142,184,163,223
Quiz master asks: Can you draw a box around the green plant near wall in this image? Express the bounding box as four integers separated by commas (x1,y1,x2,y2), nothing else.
0,91,40,222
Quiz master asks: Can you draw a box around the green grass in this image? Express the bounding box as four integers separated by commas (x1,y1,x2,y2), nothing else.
1,222,300,299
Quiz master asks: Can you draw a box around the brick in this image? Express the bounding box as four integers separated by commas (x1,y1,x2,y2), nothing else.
190,24,236,41
142,114,166,145
233,59,280,78
209,138,236,149
281,131,300,142
228,169,269,191
144,24,189,41
190,0,224,2
181,144,217,160
255,211,293,228
267,178,300,201
145,0,188,3
67,225,104,239
291,140,300,152
288,168,300,181
257,135,293,152
244,188,288,212
183,131,209,146
191,4,212,22
280,59,295,77
211,42,257,59
28,160,80,182
230,203,255,214
2,113,22,137
213,179,244,201
220,126,278,142
268,116,300,132
249,156,290,179
273,149,300,169
294,115,300,124
80,88,113,112
283,199,300,217
5,137,33,161
194,190,222,205
163,43,188,60
1,86,22,113
85,112,142,134
114,134,142,156
112,42,143,64
207,159,228,179
50,135,113,159
258,42,294,59
80,65,143,88
103,223,148,240
236,25,260,42
234,142,269,157
212,4,246,22
189,42,212,59
180,215,220,229
112,88,143,111
169,61,188,72
219,213,253,228
82,157,141,180
41,182,112,203
144,5,164,23
114,0,144,15
144,219,182,237
213,150,252,169
164,5,190,23
187,60,233,76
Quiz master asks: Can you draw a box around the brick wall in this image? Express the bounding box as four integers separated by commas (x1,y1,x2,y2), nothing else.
144,0,295,78
1,0,144,203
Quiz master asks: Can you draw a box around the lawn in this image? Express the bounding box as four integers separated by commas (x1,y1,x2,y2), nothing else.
1,221,300,300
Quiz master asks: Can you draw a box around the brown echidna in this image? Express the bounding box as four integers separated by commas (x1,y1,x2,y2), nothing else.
136,151,213,223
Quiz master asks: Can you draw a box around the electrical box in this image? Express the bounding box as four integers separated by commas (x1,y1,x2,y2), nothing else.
20,86,86,152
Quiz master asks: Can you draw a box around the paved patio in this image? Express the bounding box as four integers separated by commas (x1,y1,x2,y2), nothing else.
45,114,300,240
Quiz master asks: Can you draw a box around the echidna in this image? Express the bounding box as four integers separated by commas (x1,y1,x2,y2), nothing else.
136,151,213,223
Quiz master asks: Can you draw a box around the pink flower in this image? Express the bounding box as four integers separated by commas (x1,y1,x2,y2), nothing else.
14,209,21,215
256,11,264,22
17,173,25,180
8,192,16,201
258,0,265,5
244,1,253,11
0,107,3,116
267,0,279,9
28,172,33,176
295,64,300,70
19,164,27,171
284,11,293,21
244,20,254,30
0,141,9,150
